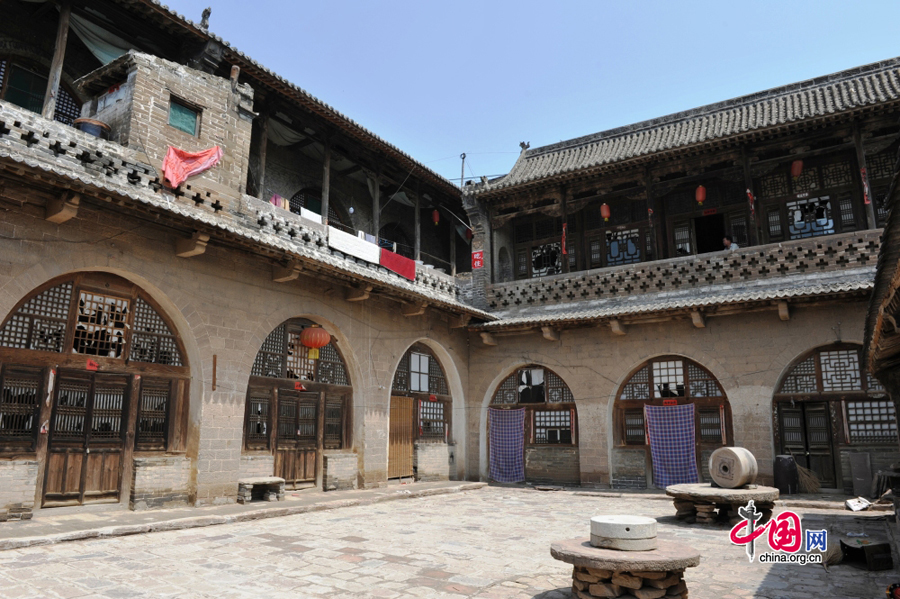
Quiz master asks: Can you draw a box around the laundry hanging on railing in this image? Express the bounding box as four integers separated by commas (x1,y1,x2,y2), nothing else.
161,146,223,188
379,248,416,281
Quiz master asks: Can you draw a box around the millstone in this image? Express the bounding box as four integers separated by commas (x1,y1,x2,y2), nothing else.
590,515,657,540
589,534,658,551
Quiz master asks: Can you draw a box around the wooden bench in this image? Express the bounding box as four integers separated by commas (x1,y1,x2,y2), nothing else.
237,477,285,504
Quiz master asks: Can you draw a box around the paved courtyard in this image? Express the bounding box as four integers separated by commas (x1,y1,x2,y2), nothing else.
0,486,896,599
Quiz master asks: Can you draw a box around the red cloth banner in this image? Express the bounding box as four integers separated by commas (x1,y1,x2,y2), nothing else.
380,248,416,281
562,223,568,254
162,145,223,188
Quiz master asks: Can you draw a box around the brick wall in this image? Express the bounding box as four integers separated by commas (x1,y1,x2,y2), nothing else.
130,456,191,510
0,460,37,519
611,448,648,489
323,452,358,491
239,454,275,479
415,442,449,481
839,447,900,494
525,446,580,485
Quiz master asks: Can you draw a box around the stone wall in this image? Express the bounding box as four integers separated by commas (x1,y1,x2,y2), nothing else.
525,446,580,485
0,460,37,520
239,454,275,479
611,448,648,489
415,442,449,482
323,452,358,491
839,446,900,494
130,456,192,510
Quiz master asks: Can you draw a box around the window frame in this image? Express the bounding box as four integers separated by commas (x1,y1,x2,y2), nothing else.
490,365,578,447
167,95,201,136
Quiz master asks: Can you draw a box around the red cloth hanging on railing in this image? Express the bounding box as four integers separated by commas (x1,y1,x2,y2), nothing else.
379,248,416,281
161,145,223,188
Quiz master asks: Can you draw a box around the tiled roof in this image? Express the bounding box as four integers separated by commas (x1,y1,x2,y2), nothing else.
477,268,874,330
470,57,900,196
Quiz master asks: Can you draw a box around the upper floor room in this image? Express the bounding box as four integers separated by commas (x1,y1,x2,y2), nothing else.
465,57,900,284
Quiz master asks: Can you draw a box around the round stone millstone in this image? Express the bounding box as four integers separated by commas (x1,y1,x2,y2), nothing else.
589,534,658,551
590,515,657,540
550,537,701,572
709,446,758,489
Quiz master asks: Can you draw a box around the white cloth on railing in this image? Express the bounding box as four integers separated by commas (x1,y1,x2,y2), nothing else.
328,227,380,264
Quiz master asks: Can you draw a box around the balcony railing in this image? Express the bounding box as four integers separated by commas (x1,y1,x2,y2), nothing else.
486,230,881,311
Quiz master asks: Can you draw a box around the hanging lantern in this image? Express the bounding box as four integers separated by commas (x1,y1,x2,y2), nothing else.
299,325,330,360
600,203,611,222
791,159,803,179
465,228,473,240
432,209,440,225
695,185,706,206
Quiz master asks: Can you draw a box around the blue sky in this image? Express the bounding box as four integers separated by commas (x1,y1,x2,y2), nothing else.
165,0,900,184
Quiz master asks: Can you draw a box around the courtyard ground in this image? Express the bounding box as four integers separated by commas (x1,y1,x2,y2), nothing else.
0,485,896,599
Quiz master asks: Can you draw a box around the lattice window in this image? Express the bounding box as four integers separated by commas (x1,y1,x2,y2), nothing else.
820,350,862,392
698,408,723,443
53,377,89,440
652,360,685,398
0,282,72,352
428,355,449,396
792,167,819,193
730,214,749,247
531,242,561,277
492,366,574,406
620,366,650,401
688,363,722,397
786,197,834,239
517,367,545,403
252,325,285,377
835,191,856,230
298,399,318,441
546,370,574,403
254,323,349,385
534,409,572,444
846,400,898,444
136,379,169,449
767,207,783,241
821,161,853,188
54,87,82,127
72,291,129,358
674,223,692,256
567,243,577,268
514,222,534,244
325,398,343,448
0,60,5,93
90,380,125,440
289,189,347,227
129,298,183,366
516,250,528,277
419,399,445,439
317,343,349,386
0,367,41,444
286,331,317,381
534,218,558,240
606,229,642,266
867,373,886,394
246,390,270,447
590,239,602,267
392,353,409,393
779,356,817,393
624,408,646,445
875,186,890,227
491,373,518,405
867,150,895,181
759,171,789,199
409,352,429,393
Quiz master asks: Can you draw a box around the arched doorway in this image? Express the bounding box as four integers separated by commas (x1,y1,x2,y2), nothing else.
488,365,579,485
0,273,190,508
388,344,451,480
774,344,897,492
613,356,731,488
243,318,352,490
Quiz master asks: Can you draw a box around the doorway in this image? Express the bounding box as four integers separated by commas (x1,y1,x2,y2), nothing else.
388,396,415,479
693,213,726,254
778,401,836,488
273,390,318,489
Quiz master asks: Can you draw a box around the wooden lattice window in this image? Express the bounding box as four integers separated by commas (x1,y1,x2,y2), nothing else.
0,281,72,351
777,346,880,395
277,393,317,445
698,407,724,443
533,409,573,444
0,365,41,449
251,320,349,386
491,366,575,405
0,59,81,126
846,400,898,444
136,379,170,450
289,188,348,229
130,298,182,366
623,408,646,445
324,396,344,449
418,399,446,440
245,389,271,450
392,345,449,396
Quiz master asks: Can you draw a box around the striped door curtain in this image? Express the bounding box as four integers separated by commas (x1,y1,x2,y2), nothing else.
488,408,525,483
645,404,700,487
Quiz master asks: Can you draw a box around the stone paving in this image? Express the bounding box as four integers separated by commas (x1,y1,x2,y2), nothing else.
0,486,896,599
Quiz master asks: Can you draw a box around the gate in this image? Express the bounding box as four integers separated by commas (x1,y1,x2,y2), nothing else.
779,401,836,488
274,390,318,488
388,396,414,479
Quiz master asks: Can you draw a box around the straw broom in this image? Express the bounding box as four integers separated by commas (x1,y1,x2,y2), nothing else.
787,451,821,494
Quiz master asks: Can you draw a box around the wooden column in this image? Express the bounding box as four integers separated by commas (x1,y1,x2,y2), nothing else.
741,148,760,246
42,1,72,121
561,187,569,273
321,135,331,225
853,125,879,230
373,168,381,238
450,211,457,276
256,113,269,199
646,170,667,259
414,180,421,261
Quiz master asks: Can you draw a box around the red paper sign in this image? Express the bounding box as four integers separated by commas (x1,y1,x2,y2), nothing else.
429,394,437,401
663,399,678,406
702,208,717,216
86,359,99,371
472,250,484,269
294,382,306,391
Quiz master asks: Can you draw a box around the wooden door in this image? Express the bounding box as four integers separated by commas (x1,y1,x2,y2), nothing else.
44,372,128,507
779,402,836,489
274,390,317,488
389,396,414,479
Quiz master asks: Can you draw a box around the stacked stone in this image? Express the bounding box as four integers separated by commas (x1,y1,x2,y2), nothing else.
693,503,717,524
236,477,285,504
571,566,688,599
0,505,33,522
672,499,695,522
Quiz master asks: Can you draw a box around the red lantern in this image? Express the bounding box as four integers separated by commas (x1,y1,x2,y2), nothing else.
695,185,706,206
465,228,473,240
299,325,330,360
600,203,611,222
432,209,440,225
791,159,803,179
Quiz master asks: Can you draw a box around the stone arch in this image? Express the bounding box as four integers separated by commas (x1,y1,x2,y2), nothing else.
609,355,732,489
385,338,467,481
772,342,896,492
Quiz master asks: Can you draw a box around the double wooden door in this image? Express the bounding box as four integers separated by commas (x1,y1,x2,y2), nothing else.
779,401,836,488
388,396,414,479
274,390,318,488
44,371,128,507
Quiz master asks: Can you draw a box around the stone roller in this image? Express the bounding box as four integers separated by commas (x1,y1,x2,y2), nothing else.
709,446,758,489
590,515,657,551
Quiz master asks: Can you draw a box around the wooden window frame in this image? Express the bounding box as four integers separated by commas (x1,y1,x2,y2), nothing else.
490,365,578,448
0,364,43,452
168,95,201,136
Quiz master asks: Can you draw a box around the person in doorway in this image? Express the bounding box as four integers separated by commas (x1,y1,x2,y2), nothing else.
723,235,739,251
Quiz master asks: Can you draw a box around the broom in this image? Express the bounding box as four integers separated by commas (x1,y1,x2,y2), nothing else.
793,456,821,494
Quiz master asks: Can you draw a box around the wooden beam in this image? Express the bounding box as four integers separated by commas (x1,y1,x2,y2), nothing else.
778,301,790,321
480,332,497,346
256,113,268,199
691,310,706,328
541,326,560,341
321,134,331,225
373,167,380,237
610,319,626,336
175,232,210,258
346,285,372,302
338,164,363,176
401,302,427,317
414,180,421,261
450,314,471,329
853,124,879,229
45,192,79,224
272,260,302,283
41,1,71,120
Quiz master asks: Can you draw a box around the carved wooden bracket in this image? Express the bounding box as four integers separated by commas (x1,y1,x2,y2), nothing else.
610,319,626,336
346,285,372,302
273,260,302,283
175,232,210,258
480,332,497,346
691,310,706,328
541,326,560,341
45,192,80,224
778,301,790,321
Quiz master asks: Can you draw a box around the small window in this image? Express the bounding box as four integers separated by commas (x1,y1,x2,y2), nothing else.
419,399,446,440
136,379,170,450
846,400,898,444
534,409,572,444
168,98,199,136
698,408,723,443
0,366,42,448
410,352,429,393
624,408,646,445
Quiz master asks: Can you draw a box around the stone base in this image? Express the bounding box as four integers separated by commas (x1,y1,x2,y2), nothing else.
667,483,778,525
0,506,33,522
571,565,688,599
236,477,285,504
